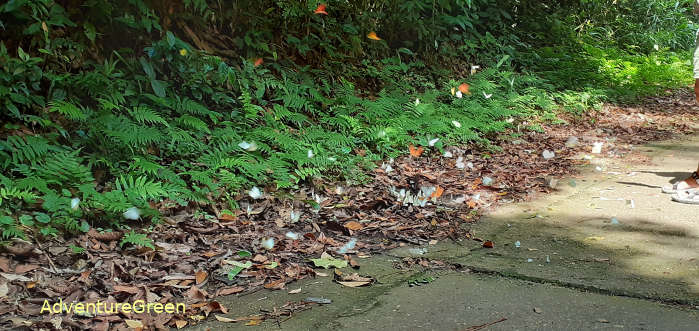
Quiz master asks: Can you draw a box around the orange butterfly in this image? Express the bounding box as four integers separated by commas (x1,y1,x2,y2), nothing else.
458,83,471,95
367,31,382,41
253,58,263,67
430,186,444,199
314,4,328,15
409,144,424,157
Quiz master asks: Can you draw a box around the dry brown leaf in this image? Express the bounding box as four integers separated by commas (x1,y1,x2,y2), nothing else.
174,320,187,329
202,250,222,258
78,270,91,283
0,257,10,272
217,286,244,296
263,279,285,290
186,286,207,301
87,229,123,241
112,285,140,294
124,319,144,329
195,270,207,284
214,315,237,323
218,213,237,222
14,264,39,274
344,221,363,231
482,241,494,248
203,301,228,316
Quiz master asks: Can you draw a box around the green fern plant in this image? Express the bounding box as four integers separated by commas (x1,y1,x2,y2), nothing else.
120,230,155,249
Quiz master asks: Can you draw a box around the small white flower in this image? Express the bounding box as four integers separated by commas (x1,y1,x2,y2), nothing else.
415,98,420,105
483,92,492,99
249,186,263,199
70,198,80,210
506,117,515,123
123,207,141,220
285,232,299,240
451,120,461,128
653,44,659,51
455,91,463,98
428,138,440,147
307,149,314,158
261,237,275,250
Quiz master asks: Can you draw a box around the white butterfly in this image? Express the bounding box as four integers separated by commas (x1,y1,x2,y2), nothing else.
249,186,263,199
542,150,555,160
290,210,301,223
415,98,420,105
653,44,659,51
123,207,141,220
483,92,492,99
261,238,275,250
428,138,440,146
455,156,465,169
455,91,463,98
285,232,299,240
70,198,80,210
451,120,461,128
307,149,314,158
337,238,357,254
470,65,480,75
238,141,258,151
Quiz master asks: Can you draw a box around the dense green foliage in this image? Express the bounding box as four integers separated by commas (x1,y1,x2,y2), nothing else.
0,0,694,240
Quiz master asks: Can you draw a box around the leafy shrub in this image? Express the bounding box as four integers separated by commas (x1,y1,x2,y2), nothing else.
0,0,692,240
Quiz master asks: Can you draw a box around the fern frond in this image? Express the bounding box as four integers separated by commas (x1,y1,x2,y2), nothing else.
49,101,89,121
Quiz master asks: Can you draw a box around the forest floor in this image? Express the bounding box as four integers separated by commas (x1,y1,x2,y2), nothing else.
192,95,699,330
1,90,698,330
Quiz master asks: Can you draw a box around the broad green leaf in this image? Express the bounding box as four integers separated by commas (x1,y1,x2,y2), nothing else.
310,257,348,269
84,22,96,43
19,215,34,226
35,212,50,224
150,79,166,97
166,31,176,48
79,220,90,232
